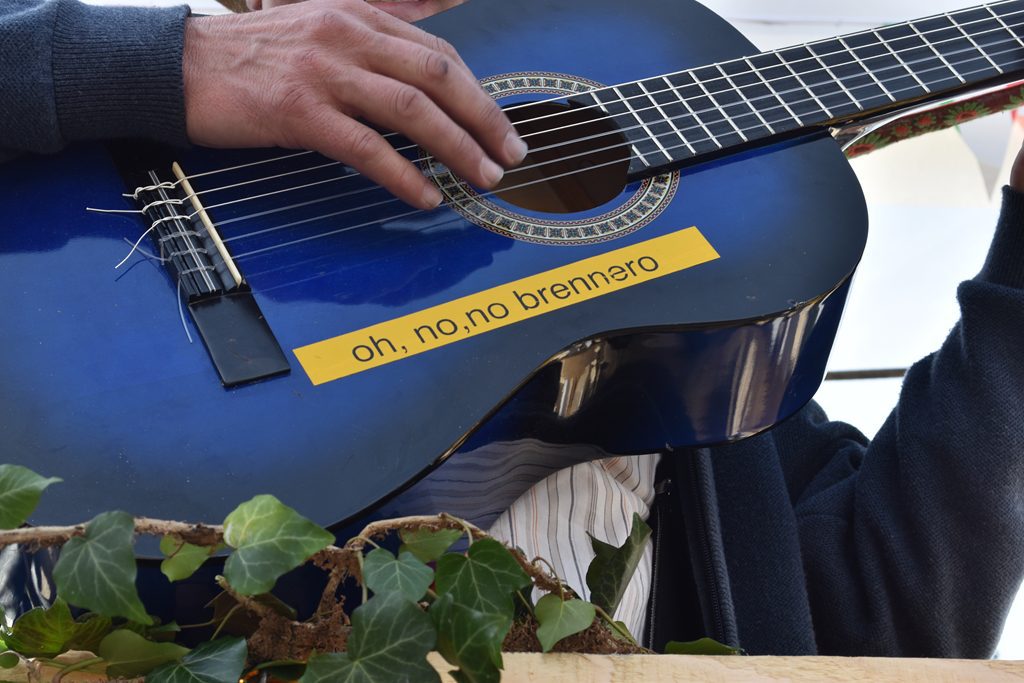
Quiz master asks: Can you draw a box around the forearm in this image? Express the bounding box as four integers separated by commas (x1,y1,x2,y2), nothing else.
0,0,190,155
794,190,1024,656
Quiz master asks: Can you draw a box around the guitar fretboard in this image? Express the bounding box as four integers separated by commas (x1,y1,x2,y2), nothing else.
595,0,1024,178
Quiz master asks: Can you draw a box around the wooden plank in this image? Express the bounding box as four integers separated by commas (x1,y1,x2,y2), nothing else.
11,653,1024,681
429,654,1024,682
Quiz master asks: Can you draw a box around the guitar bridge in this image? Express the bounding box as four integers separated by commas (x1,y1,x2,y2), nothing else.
134,163,290,388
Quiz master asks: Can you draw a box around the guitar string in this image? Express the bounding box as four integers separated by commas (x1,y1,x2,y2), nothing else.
116,0,1023,197
223,52,1024,261
145,7,1024,218
196,27,1024,240
109,16,1024,266
149,32,1024,263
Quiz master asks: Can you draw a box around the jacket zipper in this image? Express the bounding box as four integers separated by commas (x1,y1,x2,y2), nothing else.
689,456,726,643
643,479,669,649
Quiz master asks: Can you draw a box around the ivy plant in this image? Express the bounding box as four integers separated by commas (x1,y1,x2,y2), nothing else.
0,463,736,682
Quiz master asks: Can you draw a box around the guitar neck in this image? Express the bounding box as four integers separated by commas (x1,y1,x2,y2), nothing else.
608,0,1024,179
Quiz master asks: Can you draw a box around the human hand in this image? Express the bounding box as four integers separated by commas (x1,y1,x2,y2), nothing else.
1011,141,1024,193
183,0,525,209
247,0,468,23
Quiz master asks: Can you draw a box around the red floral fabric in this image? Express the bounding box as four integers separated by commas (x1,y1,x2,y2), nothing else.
844,84,1024,158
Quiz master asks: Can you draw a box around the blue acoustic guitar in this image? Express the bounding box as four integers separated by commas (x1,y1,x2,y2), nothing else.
3,0,1023,578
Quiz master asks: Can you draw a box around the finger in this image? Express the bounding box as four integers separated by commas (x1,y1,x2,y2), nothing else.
340,72,505,190
1011,144,1024,192
302,109,443,210
366,35,527,169
368,0,467,23
360,3,471,70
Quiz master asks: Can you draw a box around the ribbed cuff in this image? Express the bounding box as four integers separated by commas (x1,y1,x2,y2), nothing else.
979,186,1024,289
51,0,190,147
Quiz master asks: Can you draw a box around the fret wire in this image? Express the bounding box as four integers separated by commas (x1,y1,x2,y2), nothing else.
807,48,864,111
661,76,723,149
716,64,776,134
948,11,1005,73
693,73,749,141
986,4,1024,48
870,29,933,93
637,80,696,154
778,53,835,118
613,86,673,161
743,57,804,125
908,21,968,84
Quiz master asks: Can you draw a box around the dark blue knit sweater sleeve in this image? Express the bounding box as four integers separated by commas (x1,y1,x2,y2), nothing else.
0,0,189,156
788,187,1024,657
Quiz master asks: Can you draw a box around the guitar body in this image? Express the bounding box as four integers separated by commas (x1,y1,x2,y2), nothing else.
0,0,865,561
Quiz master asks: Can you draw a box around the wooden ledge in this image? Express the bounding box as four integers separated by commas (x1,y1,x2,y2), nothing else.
14,653,1024,681
430,653,1024,682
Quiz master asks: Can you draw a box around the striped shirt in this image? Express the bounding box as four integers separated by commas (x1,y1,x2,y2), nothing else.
488,450,658,640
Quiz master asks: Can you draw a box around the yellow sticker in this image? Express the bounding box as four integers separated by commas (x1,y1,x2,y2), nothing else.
294,227,718,385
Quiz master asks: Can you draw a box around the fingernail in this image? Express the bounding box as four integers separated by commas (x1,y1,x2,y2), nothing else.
422,185,443,209
505,131,528,165
480,157,504,187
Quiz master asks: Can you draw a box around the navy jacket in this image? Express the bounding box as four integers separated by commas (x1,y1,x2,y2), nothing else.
2,0,1023,659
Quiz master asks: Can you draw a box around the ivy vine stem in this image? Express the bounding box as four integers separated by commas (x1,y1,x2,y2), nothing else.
356,552,368,604
51,656,104,682
593,605,638,645
211,603,243,640
353,535,381,550
0,517,224,549
515,589,536,619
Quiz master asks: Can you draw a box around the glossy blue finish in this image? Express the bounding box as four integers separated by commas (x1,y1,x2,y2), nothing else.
0,0,866,551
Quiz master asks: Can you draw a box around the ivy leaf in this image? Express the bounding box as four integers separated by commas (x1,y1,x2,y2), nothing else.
0,464,61,529
66,615,114,654
430,592,507,683
52,511,152,624
610,620,638,645
398,528,463,563
363,549,434,602
585,513,651,615
2,599,75,656
98,629,189,678
159,536,219,583
146,637,247,683
3,599,112,657
222,495,334,596
533,595,596,652
664,637,743,655
298,592,438,683
434,539,530,618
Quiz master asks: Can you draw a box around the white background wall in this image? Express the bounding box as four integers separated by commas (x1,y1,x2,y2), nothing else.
84,0,1024,658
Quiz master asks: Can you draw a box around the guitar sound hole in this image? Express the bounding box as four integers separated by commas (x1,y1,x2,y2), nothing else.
493,101,629,213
